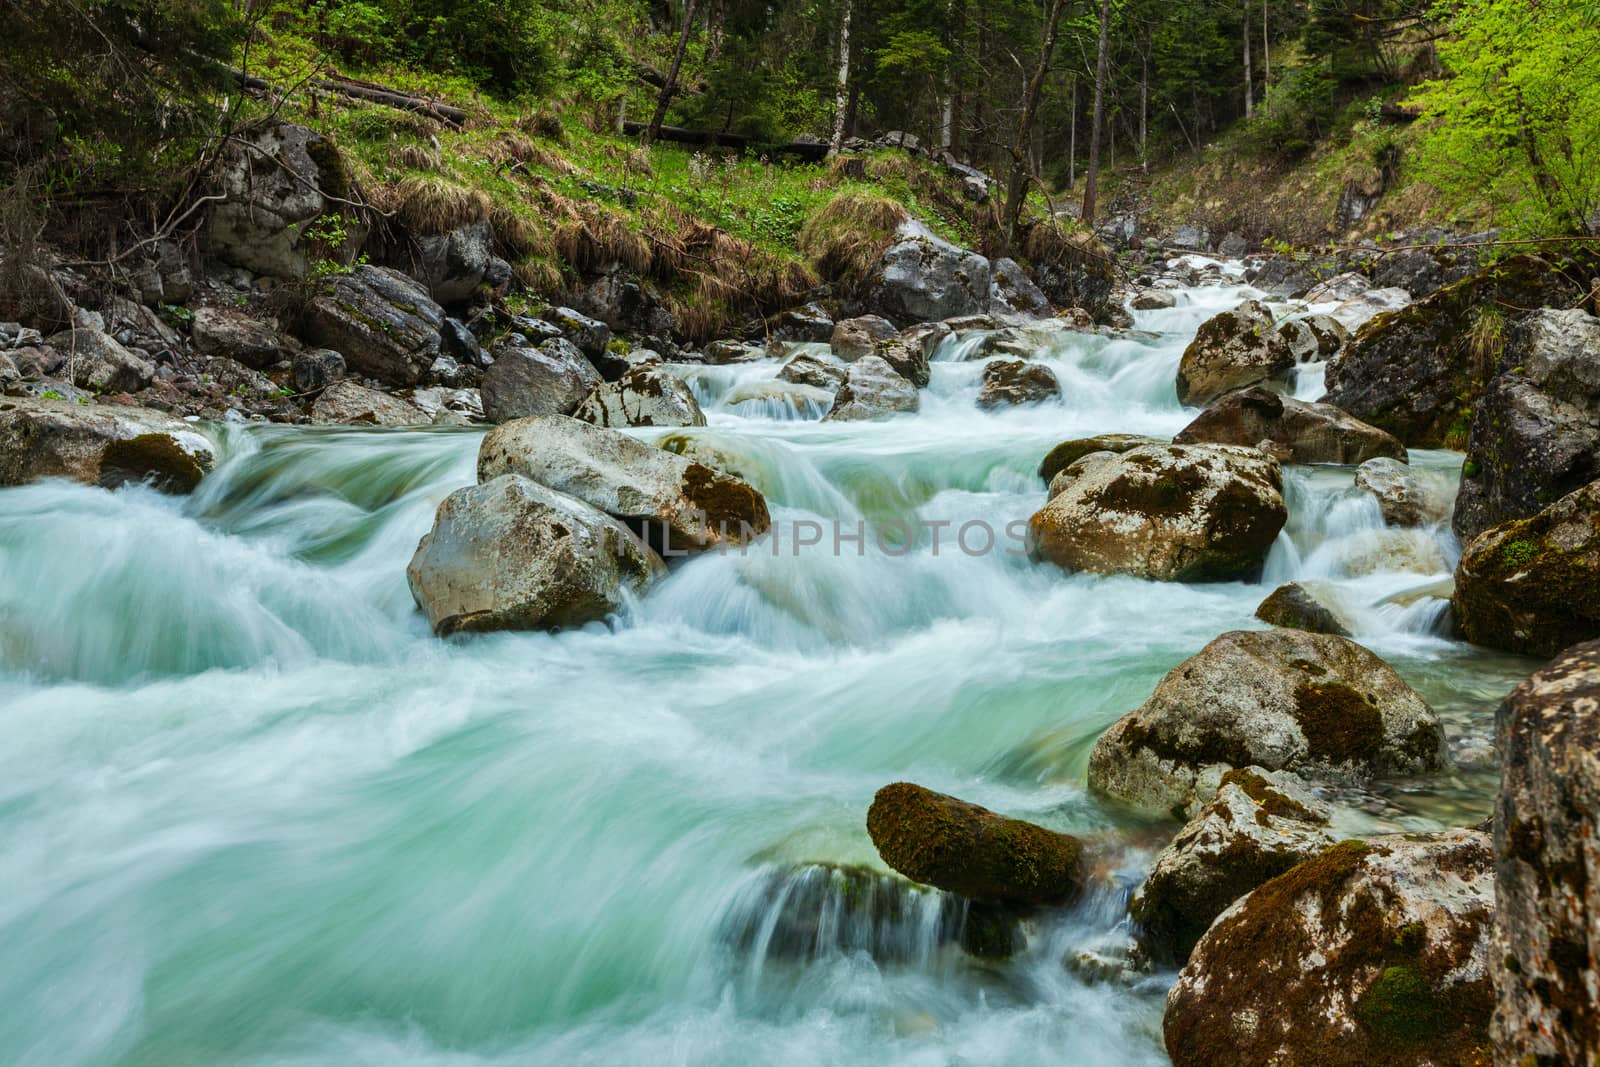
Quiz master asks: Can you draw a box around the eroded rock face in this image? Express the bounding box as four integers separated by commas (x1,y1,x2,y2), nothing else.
867,226,992,324
1131,767,1338,963
1176,300,1295,407
207,124,357,279
309,381,425,426
866,782,1084,906
1453,480,1600,657
0,397,215,491
830,315,899,361
1088,629,1447,817
572,366,705,428
1164,831,1495,1067
823,355,920,421
480,338,602,423
1452,308,1600,540
1493,639,1600,1064
1173,387,1405,466
1037,434,1162,484
406,474,663,636
477,414,770,553
297,266,444,386
1028,445,1287,583
976,359,1060,409
1255,580,1354,637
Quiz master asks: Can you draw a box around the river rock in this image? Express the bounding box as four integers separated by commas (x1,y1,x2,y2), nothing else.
1164,830,1494,1067
1303,271,1372,304
1175,300,1295,407
480,338,602,423
1027,444,1287,583
296,266,444,386
1037,434,1162,483
771,303,834,344
823,356,920,421
406,474,664,636
874,338,931,388
1274,314,1349,364
1132,767,1338,963
989,257,1051,318
1324,249,1600,447
866,782,1084,906
0,397,215,491
1453,308,1600,539
1453,479,1600,657
478,414,770,553
307,381,423,426
900,321,953,360
206,123,358,279
1355,457,1446,527
777,350,849,390
190,306,289,370
45,329,154,393
724,380,833,416
1131,289,1178,311
1329,286,1412,333
539,306,612,365
1173,387,1405,465
1493,639,1600,1063
1255,580,1354,637
1046,451,1120,499
830,315,898,361
976,359,1060,409
378,220,497,305
291,348,346,393
572,366,705,428
866,224,992,324
1088,628,1447,817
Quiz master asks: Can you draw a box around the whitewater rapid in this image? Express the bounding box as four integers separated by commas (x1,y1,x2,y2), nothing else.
0,268,1533,1066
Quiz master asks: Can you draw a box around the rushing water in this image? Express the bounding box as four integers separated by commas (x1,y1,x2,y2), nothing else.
0,266,1534,1066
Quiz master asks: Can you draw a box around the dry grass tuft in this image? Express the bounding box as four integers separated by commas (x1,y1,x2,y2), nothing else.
797,188,908,292
489,204,553,261
512,256,564,294
492,133,576,175
392,143,444,173
517,110,567,143
1023,221,1115,279
392,174,492,234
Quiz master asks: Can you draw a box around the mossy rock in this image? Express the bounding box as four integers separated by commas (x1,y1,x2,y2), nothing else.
1255,581,1353,637
1037,433,1160,483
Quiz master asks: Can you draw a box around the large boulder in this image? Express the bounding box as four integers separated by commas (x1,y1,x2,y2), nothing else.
866,782,1084,906
1304,271,1373,304
1453,308,1600,540
777,350,848,390
0,397,215,491
823,355,920,421
1328,286,1412,333
309,381,425,426
296,266,444,386
190,306,289,370
540,306,613,365
866,224,992,324
1027,444,1287,583
1164,831,1494,1067
1173,387,1405,465
769,303,834,344
45,329,154,393
1255,580,1355,637
1493,639,1600,1064
1324,249,1600,448
1274,314,1350,364
1131,767,1338,963
976,359,1060,409
376,220,501,305
477,414,770,554
1037,433,1162,484
1175,300,1295,407
572,366,705,428
830,315,898,361
480,338,602,423
1355,457,1448,527
207,124,358,279
989,257,1051,318
1453,480,1600,657
406,474,664,636
1088,629,1447,817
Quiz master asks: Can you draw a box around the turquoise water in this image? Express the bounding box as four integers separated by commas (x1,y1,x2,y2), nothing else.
0,276,1530,1066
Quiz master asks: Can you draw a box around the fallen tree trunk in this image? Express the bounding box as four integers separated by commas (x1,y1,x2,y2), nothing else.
228,68,470,127
620,121,829,161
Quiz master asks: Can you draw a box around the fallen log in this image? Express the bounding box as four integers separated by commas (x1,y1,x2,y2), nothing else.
619,121,828,161
227,68,469,127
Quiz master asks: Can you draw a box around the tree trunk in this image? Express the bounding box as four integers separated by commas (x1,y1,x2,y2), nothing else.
1068,75,1077,188
643,0,699,149
1139,54,1148,172
1262,0,1271,88
1000,0,1070,253
1080,0,1112,225
829,0,853,155
1242,2,1254,120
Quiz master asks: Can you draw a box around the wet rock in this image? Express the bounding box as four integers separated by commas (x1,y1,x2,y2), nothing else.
1452,308,1600,540
830,315,898,361
309,381,426,426
1037,434,1162,484
296,266,444,386
1130,290,1177,311
1028,444,1287,583
777,350,849,390
478,414,770,554
1173,387,1405,465
440,317,483,368
1132,767,1338,963
206,124,360,279
1303,271,1372,304
1175,300,1294,407
1356,457,1447,527
572,366,706,428
540,306,613,364
866,782,1084,906
1330,286,1412,333
1453,479,1600,657
379,220,496,305
1164,831,1494,1067
409,386,483,424
190,306,288,369
480,338,602,423
702,339,765,365
1088,629,1447,816
723,380,833,417
45,329,154,393
1046,451,1120,499
770,303,834,344
989,257,1051,318
0,397,215,491
1492,639,1600,1064
1248,255,1350,299
899,321,953,361
976,359,1060,409
867,225,992,324
291,348,346,393
406,474,664,636
823,355,920,422
1255,581,1354,637
200,356,279,401
1274,314,1349,364
1324,249,1600,447
874,338,931,388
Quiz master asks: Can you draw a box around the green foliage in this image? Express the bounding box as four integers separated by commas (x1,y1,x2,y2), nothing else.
1410,0,1600,237
303,214,368,279
1246,63,1341,157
